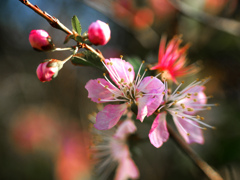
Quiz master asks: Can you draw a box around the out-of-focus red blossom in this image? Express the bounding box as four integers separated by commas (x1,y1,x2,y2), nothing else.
132,8,154,29
88,20,111,45
36,60,59,82
149,0,176,20
112,0,133,19
151,35,198,83
204,0,238,15
10,108,61,152
55,130,91,180
29,29,55,51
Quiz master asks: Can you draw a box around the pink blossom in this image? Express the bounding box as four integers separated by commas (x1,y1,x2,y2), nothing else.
36,60,59,82
29,29,54,51
151,35,199,83
85,58,165,130
88,20,111,45
92,119,139,180
149,79,215,148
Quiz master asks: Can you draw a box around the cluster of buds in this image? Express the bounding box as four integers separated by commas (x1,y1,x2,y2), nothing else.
29,20,111,82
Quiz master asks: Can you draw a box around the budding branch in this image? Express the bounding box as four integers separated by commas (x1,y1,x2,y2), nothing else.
19,0,105,60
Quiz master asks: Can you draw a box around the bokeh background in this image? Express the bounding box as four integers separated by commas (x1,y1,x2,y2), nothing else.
1,0,240,179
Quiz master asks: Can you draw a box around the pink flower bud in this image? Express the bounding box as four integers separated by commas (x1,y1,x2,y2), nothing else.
36,60,59,82
29,29,55,51
88,20,111,45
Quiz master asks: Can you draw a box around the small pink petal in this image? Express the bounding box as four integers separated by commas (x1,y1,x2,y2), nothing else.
94,104,128,130
149,112,169,148
115,157,139,180
85,78,119,103
136,95,154,122
114,120,137,140
137,76,164,94
105,58,135,86
173,116,204,144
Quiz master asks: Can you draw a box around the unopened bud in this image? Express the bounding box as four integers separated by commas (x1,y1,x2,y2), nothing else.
88,20,111,45
29,29,55,51
36,60,60,82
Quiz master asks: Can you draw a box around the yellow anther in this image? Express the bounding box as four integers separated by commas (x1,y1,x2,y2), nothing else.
175,112,178,114
193,99,197,102
151,76,153,79
196,115,200,119
121,78,124,82
98,98,101,101
138,74,141,77
181,81,185,84
187,93,191,96
180,103,185,109
162,92,165,95
187,108,194,112
128,68,132,72
142,60,145,63
206,107,211,110
157,109,160,112
120,55,123,58
194,93,198,96
209,95,213,98
104,85,108,89
182,116,185,119
112,94,115,97
196,78,199,81
177,91,180,94
145,68,148,72
187,133,190,136
97,80,100,84
103,73,106,76
200,117,205,121
107,62,110,65
215,103,220,106
110,62,113,65
203,128,207,130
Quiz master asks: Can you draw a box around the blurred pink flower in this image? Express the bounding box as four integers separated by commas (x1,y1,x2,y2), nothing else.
149,79,215,148
55,130,91,180
88,20,111,45
85,58,164,130
92,119,139,180
29,29,55,51
151,35,199,83
10,107,60,152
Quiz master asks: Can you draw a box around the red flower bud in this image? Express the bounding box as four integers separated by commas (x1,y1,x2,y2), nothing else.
36,60,59,82
88,20,111,45
29,30,55,51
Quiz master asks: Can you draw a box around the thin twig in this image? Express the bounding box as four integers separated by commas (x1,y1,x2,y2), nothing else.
169,0,240,37
19,0,105,60
167,124,223,180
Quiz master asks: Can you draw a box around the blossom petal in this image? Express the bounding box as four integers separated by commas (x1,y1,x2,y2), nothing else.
136,95,155,122
105,58,135,85
137,76,164,94
94,104,128,130
136,77,164,122
173,116,204,144
148,112,169,148
115,157,139,180
85,78,119,103
114,120,137,140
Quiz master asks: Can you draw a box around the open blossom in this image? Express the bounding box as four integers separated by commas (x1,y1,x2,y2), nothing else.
149,78,215,148
91,118,139,180
150,35,198,83
85,58,165,130
88,20,111,45
29,29,55,51
36,60,59,82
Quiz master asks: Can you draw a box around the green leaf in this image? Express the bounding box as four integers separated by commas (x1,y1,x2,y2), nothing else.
75,36,84,43
64,34,74,44
71,15,82,35
71,51,104,70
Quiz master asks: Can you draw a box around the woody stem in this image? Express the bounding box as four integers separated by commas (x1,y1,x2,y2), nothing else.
167,124,223,180
19,0,105,60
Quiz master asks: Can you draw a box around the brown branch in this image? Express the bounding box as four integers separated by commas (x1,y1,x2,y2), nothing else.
167,124,223,180
19,0,105,60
